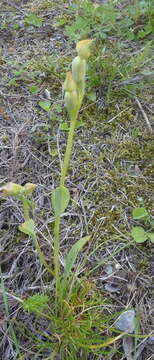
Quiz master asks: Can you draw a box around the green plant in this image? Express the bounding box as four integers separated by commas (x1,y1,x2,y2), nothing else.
62,0,153,103
131,207,154,244
24,13,43,27
0,39,125,358
132,207,149,221
39,100,51,112
131,226,154,243
64,1,118,42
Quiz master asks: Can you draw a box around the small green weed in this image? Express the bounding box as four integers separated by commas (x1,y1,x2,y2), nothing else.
24,13,43,27
29,85,40,94
131,207,154,244
131,226,154,243
39,100,51,112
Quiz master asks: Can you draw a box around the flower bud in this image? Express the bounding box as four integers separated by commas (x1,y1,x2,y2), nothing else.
72,56,86,83
63,72,76,92
76,39,93,60
0,182,24,197
63,72,78,113
24,183,37,194
64,90,78,112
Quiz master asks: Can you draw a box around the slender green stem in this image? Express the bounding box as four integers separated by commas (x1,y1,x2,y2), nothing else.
53,215,61,298
32,233,54,276
21,197,54,276
60,110,79,187
22,197,30,220
54,87,85,300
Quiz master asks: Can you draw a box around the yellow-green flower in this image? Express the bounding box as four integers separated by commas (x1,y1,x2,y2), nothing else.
72,56,86,83
0,182,24,196
76,39,93,59
64,72,78,113
24,183,37,194
63,72,76,92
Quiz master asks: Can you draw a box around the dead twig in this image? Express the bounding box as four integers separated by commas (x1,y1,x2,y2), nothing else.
135,97,153,134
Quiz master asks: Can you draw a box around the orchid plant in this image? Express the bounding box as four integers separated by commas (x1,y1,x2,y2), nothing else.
0,39,94,299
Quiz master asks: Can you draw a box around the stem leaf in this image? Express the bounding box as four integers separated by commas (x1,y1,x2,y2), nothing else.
52,186,70,216
19,219,36,237
64,236,90,281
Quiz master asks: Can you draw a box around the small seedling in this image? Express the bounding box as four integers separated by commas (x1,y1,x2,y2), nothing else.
131,207,154,244
24,13,43,27
39,100,51,112
131,227,154,244
29,85,40,94
132,207,149,221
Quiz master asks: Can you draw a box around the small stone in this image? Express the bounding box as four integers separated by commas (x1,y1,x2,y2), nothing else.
44,89,51,100
114,310,135,333
104,264,113,274
104,284,120,293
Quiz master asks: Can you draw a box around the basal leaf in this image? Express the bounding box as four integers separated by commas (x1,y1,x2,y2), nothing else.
52,186,70,216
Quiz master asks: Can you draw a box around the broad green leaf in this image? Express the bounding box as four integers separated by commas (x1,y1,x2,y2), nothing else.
64,236,90,281
39,100,51,112
19,219,35,237
24,13,43,27
132,207,148,220
52,186,70,216
137,30,146,39
59,122,70,131
147,232,154,243
29,85,40,94
131,226,148,243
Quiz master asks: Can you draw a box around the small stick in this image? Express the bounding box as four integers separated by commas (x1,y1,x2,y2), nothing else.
135,96,153,133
